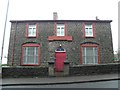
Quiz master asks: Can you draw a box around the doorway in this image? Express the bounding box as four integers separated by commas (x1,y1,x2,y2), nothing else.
55,45,66,72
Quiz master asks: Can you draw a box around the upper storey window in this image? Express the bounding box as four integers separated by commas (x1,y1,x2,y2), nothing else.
83,23,95,37
85,24,93,37
28,25,36,37
26,23,38,38
56,24,65,36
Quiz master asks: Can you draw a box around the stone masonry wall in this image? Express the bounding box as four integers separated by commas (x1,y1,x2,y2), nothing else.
7,21,114,66
2,63,119,78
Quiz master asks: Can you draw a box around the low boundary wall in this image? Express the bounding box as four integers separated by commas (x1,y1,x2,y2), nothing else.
2,63,119,78
69,63,119,76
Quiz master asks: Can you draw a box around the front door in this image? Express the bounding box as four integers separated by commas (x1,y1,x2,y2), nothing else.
55,46,66,72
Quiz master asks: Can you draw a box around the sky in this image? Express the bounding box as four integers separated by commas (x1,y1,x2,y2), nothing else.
0,0,119,64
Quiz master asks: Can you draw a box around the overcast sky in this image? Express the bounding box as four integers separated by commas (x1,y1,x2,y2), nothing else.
0,0,119,64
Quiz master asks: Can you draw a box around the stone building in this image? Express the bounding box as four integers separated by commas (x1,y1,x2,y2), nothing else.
7,13,113,75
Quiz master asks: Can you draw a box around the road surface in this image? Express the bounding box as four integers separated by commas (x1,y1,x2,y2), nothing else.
2,80,119,88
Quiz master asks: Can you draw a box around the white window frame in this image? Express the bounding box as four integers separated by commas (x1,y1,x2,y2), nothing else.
23,47,38,64
85,24,93,37
56,24,65,36
82,47,98,64
28,25,36,37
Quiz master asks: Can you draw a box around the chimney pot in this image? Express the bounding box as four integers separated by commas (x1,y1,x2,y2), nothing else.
53,12,58,20
96,16,99,20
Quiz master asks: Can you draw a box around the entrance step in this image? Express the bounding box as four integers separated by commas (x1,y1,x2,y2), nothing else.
54,71,65,76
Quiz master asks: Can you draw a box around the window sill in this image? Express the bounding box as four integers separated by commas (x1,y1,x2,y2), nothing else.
48,36,72,41
26,36,37,38
85,36,95,38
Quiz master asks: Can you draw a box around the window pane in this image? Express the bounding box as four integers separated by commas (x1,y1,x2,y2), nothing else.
95,56,98,63
61,28,65,36
57,28,60,36
82,56,85,64
85,29,89,35
32,28,36,36
88,29,93,36
82,48,85,56
34,47,38,64
86,56,93,64
95,47,98,56
23,56,27,64
28,56,34,64
57,27,60,29
23,47,28,64
86,47,94,64
94,47,98,63
86,47,93,56
28,28,32,36
61,27,64,29
82,48,86,64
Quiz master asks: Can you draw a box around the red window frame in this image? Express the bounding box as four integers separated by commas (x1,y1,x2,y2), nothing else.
26,23,38,38
80,44,100,64
21,43,40,66
82,23,95,38
48,22,72,41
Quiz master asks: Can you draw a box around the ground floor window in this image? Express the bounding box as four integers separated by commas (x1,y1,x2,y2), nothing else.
81,44,100,64
21,44,40,65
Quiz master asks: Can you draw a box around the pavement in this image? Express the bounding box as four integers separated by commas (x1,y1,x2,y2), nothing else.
1,73,120,86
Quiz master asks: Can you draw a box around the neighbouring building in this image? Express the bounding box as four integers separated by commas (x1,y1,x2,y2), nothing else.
7,13,114,75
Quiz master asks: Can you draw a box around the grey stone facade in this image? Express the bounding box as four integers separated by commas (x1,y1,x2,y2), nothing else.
7,20,114,66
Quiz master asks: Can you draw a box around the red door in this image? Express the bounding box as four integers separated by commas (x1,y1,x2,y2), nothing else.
55,52,66,72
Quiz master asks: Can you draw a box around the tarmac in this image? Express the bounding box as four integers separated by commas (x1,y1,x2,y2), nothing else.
1,73,120,86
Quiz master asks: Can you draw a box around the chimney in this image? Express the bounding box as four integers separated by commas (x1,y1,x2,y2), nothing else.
96,16,99,20
53,12,58,20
